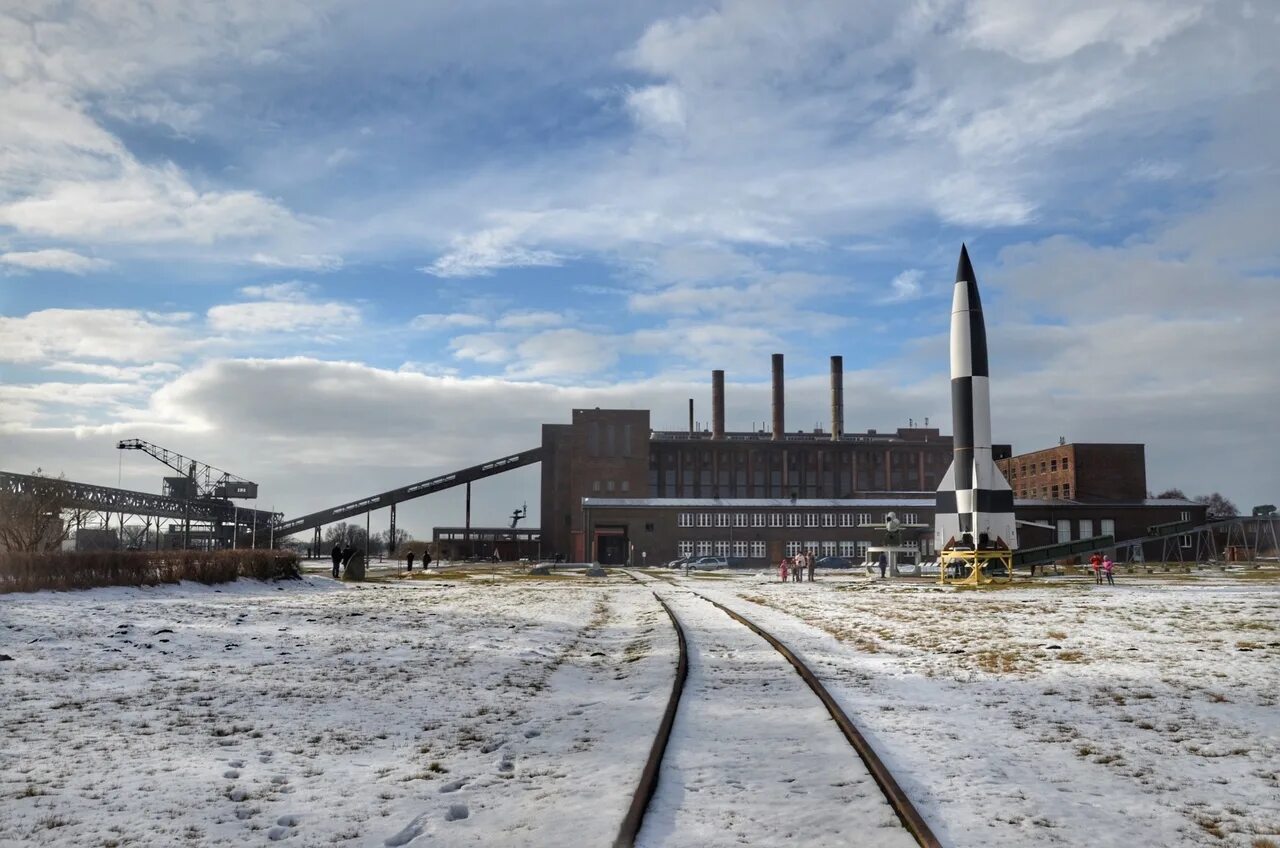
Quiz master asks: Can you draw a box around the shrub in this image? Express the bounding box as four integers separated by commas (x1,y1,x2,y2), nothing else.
0,549,300,594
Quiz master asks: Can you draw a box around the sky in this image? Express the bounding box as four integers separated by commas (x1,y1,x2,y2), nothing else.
1,0,1277,538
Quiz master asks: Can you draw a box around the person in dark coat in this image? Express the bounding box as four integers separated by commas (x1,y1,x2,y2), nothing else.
878,551,888,579
423,552,433,570
331,543,343,578
406,550,415,571
341,544,354,567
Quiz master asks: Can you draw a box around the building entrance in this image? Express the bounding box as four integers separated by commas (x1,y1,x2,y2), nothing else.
594,527,629,565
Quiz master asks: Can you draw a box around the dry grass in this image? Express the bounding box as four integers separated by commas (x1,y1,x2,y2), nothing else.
0,549,299,593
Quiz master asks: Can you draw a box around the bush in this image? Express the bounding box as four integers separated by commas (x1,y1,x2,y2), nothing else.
0,549,300,594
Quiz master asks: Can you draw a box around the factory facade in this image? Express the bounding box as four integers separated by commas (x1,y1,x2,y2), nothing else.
537,355,1204,564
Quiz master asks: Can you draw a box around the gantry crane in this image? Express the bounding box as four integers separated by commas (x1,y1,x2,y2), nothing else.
117,439,258,501
117,439,259,549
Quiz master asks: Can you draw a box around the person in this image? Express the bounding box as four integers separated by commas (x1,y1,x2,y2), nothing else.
341,543,354,568
406,550,415,571
1103,556,1115,586
780,557,790,583
807,550,816,582
878,551,888,579
794,554,803,582
330,543,343,579
424,551,433,569
1089,553,1103,584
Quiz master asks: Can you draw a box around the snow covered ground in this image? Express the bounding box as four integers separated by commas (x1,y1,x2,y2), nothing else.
2,566,1278,847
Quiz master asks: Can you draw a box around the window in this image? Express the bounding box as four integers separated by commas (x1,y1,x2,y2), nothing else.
606,480,615,492
1100,519,1115,539
1180,511,1190,522
902,513,918,525
856,541,870,558
1020,490,1027,498
839,541,856,557
678,513,694,528
621,480,630,493
805,513,820,527
785,541,803,556
592,480,601,493
696,513,712,527
1180,534,1192,548
1051,485,1059,499
856,512,871,525
821,541,837,557
752,513,766,527
734,513,749,527
806,541,820,555
822,513,836,527
678,541,693,557
715,513,730,527
750,541,766,558
769,514,784,527
715,541,731,556
1040,462,1047,473
786,513,802,527
1062,457,1069,471
839,514,856,527
1062,484,1071,498
1057,519,1071,543
733,541,748,558
1050,459,1058,472
697,541,713,555
1079,519,1094,539
1020,464,1027,476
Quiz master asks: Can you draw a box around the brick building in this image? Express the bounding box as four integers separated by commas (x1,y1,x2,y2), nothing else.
997,444,1146,502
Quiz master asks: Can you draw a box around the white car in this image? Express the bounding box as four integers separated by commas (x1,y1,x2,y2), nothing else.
688,556,730,570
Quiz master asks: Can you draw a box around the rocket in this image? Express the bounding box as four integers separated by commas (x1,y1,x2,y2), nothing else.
935,244,1018,552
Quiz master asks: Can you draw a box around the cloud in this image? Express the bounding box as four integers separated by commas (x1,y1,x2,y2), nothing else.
238,281,318,301
421,227,564,278
448,333,513,364
206,300,360,334
880,269,923,304
41,361,183,380
495,310,565,330
507,329,618,378
0,309,194,363
0,249,112,274
249,253,345,272
410,313,489,330
626,84,686,133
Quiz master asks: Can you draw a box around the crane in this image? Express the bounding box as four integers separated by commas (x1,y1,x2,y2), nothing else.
509,502,527,529
116,439,258,501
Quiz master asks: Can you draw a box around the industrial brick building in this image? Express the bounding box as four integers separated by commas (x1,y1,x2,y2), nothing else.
997,443,1147,502
537,354,1203,564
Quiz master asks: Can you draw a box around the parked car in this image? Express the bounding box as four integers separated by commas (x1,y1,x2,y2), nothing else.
816,556,853,569
688,555,730,570
666,556,691,569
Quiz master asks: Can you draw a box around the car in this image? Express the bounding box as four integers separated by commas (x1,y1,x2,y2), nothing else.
815,556,853,569
666,556,691,569
688,555,729,570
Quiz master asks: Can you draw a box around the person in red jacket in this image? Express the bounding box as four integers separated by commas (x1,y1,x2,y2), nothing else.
1089,553,1103,584
780,557,790,582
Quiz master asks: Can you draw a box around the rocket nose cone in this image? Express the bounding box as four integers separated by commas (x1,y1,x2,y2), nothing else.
956,244,975,283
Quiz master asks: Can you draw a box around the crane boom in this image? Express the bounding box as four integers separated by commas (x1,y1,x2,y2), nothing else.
116,439,258,500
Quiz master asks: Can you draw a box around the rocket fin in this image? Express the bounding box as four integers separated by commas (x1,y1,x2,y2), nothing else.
934,460,961,550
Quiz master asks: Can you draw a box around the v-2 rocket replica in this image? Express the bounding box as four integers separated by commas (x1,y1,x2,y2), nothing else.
935,244,1018,555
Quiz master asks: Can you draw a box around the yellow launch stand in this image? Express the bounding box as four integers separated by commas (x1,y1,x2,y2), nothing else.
937,548,1014,586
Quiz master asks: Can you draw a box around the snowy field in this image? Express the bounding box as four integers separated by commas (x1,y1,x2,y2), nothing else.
2,565,1278,847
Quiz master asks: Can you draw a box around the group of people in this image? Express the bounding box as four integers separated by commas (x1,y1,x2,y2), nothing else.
1089,553,1116,585
330,543,359,579
404,550,432,571
779,551,817,582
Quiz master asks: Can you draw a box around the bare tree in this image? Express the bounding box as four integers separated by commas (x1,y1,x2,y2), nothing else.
1195,492,1239,519
0,470,72,552
1156,488,1188,499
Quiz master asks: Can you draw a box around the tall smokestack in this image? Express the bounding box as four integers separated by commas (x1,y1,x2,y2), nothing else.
711,370,725,440
688,398,694,435
771,353,784,440
830,355,844,441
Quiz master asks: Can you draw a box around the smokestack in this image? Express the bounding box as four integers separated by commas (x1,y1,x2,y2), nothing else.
830,355,844,441
688,398,694,435
771,353,784,440
711,370,725,440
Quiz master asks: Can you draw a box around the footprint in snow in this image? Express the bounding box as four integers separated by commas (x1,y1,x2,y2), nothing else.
479,740,504,754
276,814,301,827
234,807,257,820
384,814,427,846
444,803,469,821
523,729,541,739
229,760,245,768
223,770,240,779
440,778,468,793
266,825,290,840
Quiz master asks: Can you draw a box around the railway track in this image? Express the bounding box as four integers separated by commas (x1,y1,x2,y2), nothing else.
616,572,941,848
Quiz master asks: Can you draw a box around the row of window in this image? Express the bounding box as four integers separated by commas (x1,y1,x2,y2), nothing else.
590,480,632,494
676,512,917,528
1009,457,1069,479
1021,484,1071,499
1056,518,1116,542
675,539,936,559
